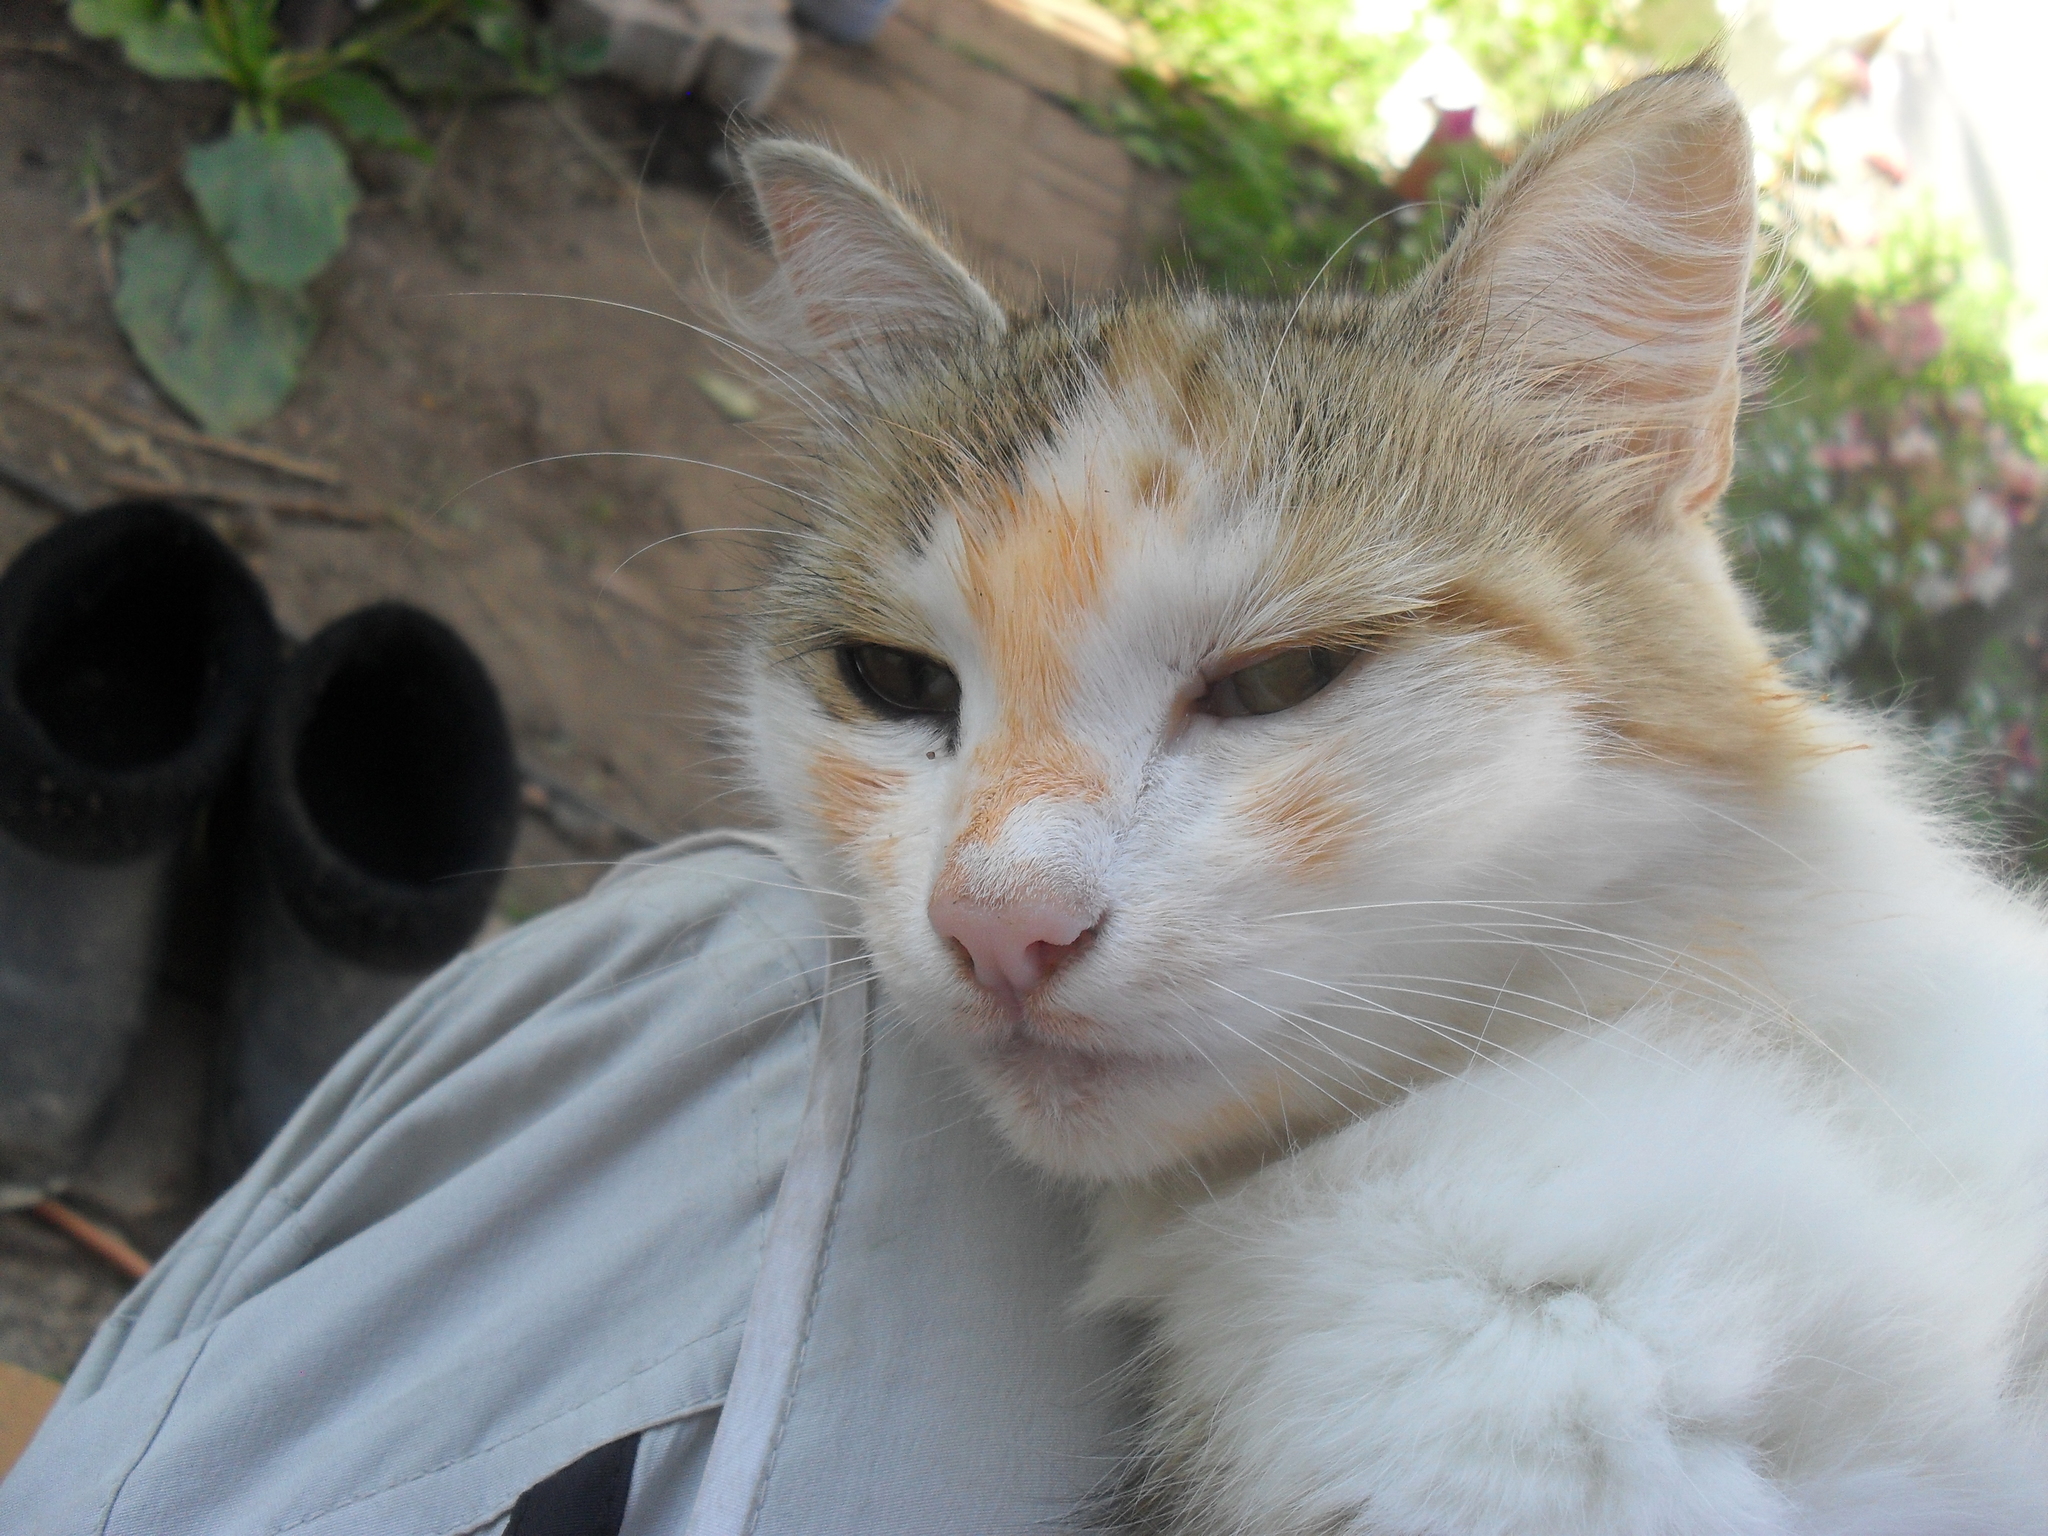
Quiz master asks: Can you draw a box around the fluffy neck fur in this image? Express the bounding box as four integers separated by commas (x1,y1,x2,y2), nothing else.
729,67,2048,1535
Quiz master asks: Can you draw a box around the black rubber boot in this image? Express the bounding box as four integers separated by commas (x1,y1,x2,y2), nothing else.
216,602,519,1176
0,503,278,1205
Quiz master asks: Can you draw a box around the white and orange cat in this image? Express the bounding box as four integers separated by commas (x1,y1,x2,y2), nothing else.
732,66,2048,1534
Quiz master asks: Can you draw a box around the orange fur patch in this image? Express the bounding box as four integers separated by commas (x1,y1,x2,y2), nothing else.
809,744,907,847
1236,749,1365,878
948,486,1115,846
1428,581,1579,667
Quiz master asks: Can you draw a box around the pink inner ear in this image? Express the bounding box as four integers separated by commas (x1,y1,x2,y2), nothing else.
743,143,1004,372
1442,70,1755,521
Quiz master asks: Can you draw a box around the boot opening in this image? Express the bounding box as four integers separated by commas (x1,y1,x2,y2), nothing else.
293,620,513,889
16,537,220,771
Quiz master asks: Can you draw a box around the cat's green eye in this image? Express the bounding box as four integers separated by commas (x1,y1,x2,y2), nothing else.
839,643,961,721
1199,647,1355,719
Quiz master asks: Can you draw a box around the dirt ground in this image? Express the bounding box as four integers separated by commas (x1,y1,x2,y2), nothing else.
0,0,1173,1381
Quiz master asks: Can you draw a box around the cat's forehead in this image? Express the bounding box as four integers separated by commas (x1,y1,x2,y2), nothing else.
851,298,1486,629
772,288,1560,695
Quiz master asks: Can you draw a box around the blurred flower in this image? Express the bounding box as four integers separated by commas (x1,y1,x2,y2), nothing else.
2005,723,2041,775
1887,422,1940,466
1812,413,1879,473
1996,447,2045,509
1875,302,1946,371
1958,492,2013,605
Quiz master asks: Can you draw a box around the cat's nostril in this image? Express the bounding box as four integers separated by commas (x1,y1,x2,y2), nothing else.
1026,925,1097,976
929,889,1103,1003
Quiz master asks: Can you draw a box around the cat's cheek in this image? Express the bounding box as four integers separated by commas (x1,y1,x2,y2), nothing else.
1227,743,1372,884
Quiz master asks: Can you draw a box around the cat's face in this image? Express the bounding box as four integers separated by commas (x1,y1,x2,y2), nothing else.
736,75,1794,1181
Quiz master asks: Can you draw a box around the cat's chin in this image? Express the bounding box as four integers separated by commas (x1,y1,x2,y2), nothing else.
949,1032,1217,1182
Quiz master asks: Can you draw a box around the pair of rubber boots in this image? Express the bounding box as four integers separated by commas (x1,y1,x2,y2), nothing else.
0,501,519,1205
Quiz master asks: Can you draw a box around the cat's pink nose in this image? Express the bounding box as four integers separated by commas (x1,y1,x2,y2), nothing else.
929,888,1100,1006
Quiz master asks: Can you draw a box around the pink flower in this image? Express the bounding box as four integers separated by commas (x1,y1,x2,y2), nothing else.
1997,448,2045,506
1778,320,1822,352
1887,423,1940,467
2006,723,2040,775
1813,441,1879,472
1812,413,1878,473
1434,106,1478,143
1876,302,1945,371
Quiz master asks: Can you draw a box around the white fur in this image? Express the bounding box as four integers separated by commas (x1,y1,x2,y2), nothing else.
730,71,2048,1534
739,393,2048,1530
1086,801,2048,1532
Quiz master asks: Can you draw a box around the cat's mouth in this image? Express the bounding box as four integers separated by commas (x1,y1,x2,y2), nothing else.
977,1025,1167,1113
938,985,1174,1116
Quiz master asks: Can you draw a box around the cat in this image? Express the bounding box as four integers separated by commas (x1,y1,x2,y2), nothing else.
729,64,2048,1534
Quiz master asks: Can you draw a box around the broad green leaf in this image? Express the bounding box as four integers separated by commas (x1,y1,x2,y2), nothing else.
114,221,315,435
69,0,223,79
291,69,426,154
184,125,359,289
206,0,277,83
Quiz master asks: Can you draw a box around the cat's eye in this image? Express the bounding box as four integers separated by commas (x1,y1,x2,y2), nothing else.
839,642,961,720
1198,647,1355,718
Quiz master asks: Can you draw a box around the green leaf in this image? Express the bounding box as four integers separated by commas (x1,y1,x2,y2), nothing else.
291,69,426,154
201,0,276,85
69,0,223,79
555,32,609,76
114,221,315,435
378,29,520,99
467,0,529,61
184,125,359,288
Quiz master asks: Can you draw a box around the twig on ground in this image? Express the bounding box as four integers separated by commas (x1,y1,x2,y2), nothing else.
2,383,179,480
0,457,86,517
0,39,88,66
77,145,115,292
517,759,658,851
28,1199,151,1282
93,397,345,485
71,167,169,232
101,471,381,527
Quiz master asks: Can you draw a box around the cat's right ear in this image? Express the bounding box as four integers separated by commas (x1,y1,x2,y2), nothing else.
1431,65,1756,528
739,140,1005,389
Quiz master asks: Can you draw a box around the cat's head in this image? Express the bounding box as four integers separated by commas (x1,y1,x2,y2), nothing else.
734,67,1806,1182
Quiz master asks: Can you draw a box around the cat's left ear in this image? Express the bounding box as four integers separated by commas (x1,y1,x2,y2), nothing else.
740,140,1006,391
1435,64,1755,525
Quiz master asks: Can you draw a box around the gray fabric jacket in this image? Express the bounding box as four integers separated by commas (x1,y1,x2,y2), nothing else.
0,833,1134,1534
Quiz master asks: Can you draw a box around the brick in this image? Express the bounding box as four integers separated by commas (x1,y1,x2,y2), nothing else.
879,25,1036,137
1022,94,1133,189
923,0,1080,99
697,0,798,111
554,0,711,95
771,0,1171,303
998,170,1123,292
1014,141,1126,224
